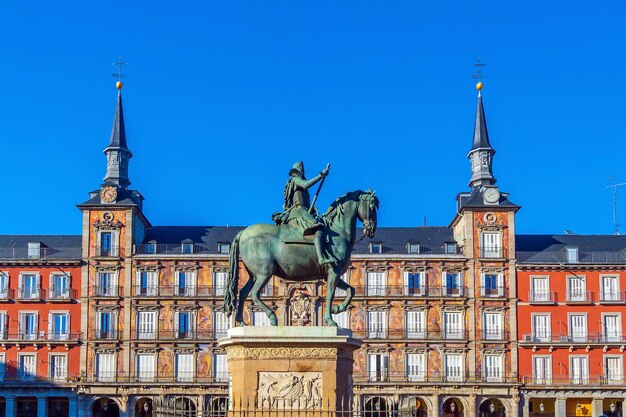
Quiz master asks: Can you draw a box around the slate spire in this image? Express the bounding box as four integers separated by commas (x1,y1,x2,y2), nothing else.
467,85,496,188
103,85,133,189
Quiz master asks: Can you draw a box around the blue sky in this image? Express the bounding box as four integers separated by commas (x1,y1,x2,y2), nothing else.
0,1,625,235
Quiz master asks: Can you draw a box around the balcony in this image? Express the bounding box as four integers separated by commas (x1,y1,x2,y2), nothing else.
91,286,123,297
47,288,77,301
82,374,229,385
0,332,82,343
156,330,215,340
480,247,505,259
0,247,81,260
521,375,625,387
566,291,593,304
481,330,509,341
355,329,469,341
92,329,119,340
479,286,507,298
353,372,518,384
599,291,626,304
528,291,557,304
93,245,121,258
520,333,626,344
131,285,267,298
16,288,45,301
0,286,14,300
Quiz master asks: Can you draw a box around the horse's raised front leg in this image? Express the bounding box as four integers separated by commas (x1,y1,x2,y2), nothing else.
331,278,355,315
235,275,255,326
324,268,340,327
249,274,278,326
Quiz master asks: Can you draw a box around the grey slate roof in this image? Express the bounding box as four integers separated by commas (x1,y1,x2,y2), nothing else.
516,234,626,264
140,226,458,256
469,92,494,153
457,188,520,209
106,92,129,151
0,235,82,260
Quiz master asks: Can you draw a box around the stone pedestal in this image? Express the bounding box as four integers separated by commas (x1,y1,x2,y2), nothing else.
219,326,361,411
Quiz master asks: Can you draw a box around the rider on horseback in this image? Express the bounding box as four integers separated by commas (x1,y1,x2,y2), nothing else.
273,161,335,266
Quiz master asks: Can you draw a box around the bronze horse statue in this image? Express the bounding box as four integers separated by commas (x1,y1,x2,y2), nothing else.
224,190,379,327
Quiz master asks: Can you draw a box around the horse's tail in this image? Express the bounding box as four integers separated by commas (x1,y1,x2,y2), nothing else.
223,231,242,317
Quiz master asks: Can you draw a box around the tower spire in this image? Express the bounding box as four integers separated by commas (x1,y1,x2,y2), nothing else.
103,80,133,189
467,81,496,188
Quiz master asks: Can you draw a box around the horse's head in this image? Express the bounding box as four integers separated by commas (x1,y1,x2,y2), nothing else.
358,190,379,239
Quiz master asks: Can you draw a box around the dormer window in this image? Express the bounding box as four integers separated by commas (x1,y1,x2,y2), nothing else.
181,240,194,255
444,243,457,254
146,240,157,254
27,242,41,259
369,242,383,254
407,243,420,254
565,247,579,263
218,243,230,254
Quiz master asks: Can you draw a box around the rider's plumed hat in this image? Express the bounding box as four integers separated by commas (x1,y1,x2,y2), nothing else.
289,161,304,176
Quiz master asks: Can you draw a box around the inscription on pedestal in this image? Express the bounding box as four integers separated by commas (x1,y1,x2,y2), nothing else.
258,372,322,408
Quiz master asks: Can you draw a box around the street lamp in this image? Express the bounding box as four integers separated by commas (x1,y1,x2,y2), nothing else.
576,402,582,414
489,402,496,414
610,402,616,414
450,402,456,412
539,402,545,414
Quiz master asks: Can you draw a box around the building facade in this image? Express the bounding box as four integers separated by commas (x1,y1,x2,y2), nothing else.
0,236,82,417
0,83,625,417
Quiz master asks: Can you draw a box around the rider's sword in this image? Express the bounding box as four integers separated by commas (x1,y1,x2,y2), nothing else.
309,163,330,213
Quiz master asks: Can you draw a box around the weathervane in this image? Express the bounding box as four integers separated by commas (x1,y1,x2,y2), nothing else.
472,58,486,91
112,57,127,90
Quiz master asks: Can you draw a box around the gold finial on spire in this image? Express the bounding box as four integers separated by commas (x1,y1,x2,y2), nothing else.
112,57,127,90
472,58,486,92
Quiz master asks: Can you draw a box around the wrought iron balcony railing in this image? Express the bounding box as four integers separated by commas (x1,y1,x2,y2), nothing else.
566,291,594,303
479,286,507,297
355,286,469,298
91,286,123,297
132,285,239,297
528,291,557,303
0,332,82,342
520,332,626,344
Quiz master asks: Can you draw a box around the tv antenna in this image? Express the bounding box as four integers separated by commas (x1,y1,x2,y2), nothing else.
607,176,626,235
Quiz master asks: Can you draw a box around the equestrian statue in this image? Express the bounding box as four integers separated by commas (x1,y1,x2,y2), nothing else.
223,161,379,327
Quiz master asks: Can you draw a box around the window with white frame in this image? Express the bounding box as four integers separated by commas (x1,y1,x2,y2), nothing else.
50,274,70,299
483,354,503,382
481,232,501,258
368,352,388,382
0,273,9,298
18,273,40,299
367,310,387,338
443,272,463,296
0,353,5,382
444,243,457,254
366,271,386,296
145,241,157,254
567,276,587,302
176,353,194,382
443,311,463,339
49,354,68,381
98,231,117,257
136,354,156,382
483,312,503,340
569,314,587,342
96,272,117,296
95,311,115,339
96,352,116,382
253,311,270,327
214,311,230,338
332,311,349,329
217,243,230,254
181,241,193,254
175,311,195,339
407,243,420,254
533,356,551,384
28,242,41,259
137,311,157,339
175,270,196,296
19,312,38,340
406,310,426,338
530,276,550,302
49,312,69,340
570,356,589,384
404,271,425,296
137,271,158,296
406,352,426,382
18,353,36,380
481,273,503,297
214,353,228,382
601,275,620,301
0,312,6,340
603,314,621,343
369,242,382,254
604,356,623,384
214,271,227,297
444,353,463,382
565,247,579,263
335,273,349,297
532,314,550,342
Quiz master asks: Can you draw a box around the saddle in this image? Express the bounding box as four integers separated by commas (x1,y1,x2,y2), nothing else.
277,223,316,245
